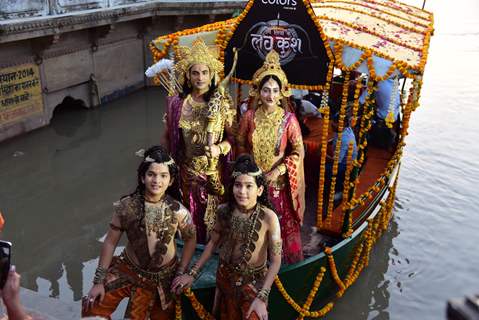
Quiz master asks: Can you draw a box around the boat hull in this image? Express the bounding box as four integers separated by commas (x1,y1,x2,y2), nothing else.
180,165,399,319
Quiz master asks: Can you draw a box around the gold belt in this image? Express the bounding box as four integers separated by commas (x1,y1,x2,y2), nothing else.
219,260,267,286
120,251,177,285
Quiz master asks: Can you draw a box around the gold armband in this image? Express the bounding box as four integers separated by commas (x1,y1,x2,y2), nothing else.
218,141,231,155
276,164,287,175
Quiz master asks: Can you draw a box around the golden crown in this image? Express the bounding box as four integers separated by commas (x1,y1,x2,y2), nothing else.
250,50,292,98
174,37,224,88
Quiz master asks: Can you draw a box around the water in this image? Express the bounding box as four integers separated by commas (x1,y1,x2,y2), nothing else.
1,0,479,319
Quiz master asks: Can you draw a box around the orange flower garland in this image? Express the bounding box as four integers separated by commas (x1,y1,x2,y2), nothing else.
316,106,330,229
183,288,215,320
274,275,335,318
177,178,399,320
175,299,182,320
325,71,350,228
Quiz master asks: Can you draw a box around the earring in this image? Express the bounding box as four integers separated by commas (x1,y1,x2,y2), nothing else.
187,81,191,88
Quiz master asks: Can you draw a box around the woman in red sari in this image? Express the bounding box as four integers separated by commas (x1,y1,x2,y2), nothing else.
237,50,305,264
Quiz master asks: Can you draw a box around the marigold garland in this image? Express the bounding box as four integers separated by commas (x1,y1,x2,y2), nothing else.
351,78,362,132
179,179,399,320
175,298,182,320
325,247,346,293
316,106,330,229
324,71,350,229
316,3,431,33
274,276,334,318
183,288,215,320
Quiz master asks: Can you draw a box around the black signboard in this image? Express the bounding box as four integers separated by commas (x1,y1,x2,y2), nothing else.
224,0,330,87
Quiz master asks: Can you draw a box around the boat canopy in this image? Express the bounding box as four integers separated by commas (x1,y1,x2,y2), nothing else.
312,0,434,79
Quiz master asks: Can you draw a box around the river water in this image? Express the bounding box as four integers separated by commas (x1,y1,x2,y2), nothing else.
1,0,478,319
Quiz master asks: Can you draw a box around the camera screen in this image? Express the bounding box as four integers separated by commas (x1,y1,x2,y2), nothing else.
0,244,10,288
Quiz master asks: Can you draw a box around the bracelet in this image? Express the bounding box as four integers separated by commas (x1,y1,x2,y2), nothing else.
93,266,107,285
176,267,186,276
256,288,270,303
187,264,201,280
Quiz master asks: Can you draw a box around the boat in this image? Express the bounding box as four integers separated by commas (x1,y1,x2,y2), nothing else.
148,0,434,318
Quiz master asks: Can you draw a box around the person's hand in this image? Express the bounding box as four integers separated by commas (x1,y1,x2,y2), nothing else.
0,265,31,320
204,145,220,158
83,284,105,311
171,274,194,295
1,266,22,311
265,168,280,185
246,298,268,320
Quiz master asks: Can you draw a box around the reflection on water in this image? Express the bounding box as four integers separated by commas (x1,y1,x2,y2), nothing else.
0,88,166,302
1,0,479,318
323,215,399,320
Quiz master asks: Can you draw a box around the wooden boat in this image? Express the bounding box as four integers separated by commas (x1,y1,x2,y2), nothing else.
149,0,433,318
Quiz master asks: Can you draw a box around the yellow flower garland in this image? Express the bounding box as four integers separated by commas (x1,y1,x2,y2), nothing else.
324,71,350,229
175,298,182,320
316,106,330,229
177,179,399,320
183,288,215,320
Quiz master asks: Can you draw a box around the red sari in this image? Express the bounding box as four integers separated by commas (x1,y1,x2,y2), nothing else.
237,108,305,264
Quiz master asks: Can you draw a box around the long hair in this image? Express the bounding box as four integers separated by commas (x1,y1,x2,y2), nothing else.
225,154,274,212
128,145,181,224
179,67,217,102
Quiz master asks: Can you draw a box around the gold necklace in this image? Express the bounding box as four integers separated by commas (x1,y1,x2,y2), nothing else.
252,106,284,172
144,201,167,236
185,94,206,110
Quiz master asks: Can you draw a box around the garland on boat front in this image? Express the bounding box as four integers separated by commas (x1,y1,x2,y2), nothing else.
274,179,398,319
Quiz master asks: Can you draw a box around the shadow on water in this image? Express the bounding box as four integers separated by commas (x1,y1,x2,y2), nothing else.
0,87,166,301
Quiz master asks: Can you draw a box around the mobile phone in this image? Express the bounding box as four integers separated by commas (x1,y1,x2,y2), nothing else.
0,240,12,289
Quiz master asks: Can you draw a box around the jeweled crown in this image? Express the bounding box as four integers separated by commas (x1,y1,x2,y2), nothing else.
250,50,292,98
175,37,223,88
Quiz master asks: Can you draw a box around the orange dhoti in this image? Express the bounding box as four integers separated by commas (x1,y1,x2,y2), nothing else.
215,262,267,320
82,252,177,320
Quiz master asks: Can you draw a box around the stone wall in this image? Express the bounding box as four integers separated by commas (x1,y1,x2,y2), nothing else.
0,0,175,19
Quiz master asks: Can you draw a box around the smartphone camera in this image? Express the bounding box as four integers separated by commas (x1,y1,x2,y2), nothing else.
0,240,12,289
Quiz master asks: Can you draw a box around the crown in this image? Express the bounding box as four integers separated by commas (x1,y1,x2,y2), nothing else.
174,37,223,88
249,50,292,98
231,168,262,178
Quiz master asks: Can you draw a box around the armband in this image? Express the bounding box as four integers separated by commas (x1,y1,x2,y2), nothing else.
276,164,287,175
93,266,108,285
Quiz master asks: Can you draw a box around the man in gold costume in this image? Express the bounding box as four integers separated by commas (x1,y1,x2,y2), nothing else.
164,38,236,243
